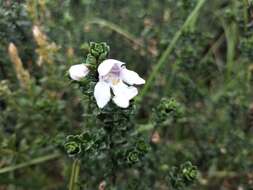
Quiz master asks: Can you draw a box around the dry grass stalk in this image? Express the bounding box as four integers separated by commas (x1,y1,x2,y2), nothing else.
32,25,60,66
8,43,31,89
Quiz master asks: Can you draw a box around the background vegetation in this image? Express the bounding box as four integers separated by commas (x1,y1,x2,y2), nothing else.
0,0,253,189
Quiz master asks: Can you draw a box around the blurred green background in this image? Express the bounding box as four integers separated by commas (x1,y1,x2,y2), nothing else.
0,0,253,189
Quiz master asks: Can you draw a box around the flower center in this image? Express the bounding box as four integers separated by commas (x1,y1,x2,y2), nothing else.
103,65,121,85
107,73,120,85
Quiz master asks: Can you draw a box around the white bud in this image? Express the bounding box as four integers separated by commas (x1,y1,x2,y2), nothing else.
69,64,89,81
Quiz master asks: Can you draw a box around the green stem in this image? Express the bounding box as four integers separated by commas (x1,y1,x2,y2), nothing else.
225,23,237,81
109,134,116,185
68,159,81,190
136,0,207,103
0,152,60,174
88,18,139,46
243,0,249,31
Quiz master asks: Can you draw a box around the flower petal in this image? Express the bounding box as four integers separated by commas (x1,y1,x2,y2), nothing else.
98,59,125,76
94,81,111,108
121,67,145,85
113,95,130,108
69,64,89,81
111,81,138,100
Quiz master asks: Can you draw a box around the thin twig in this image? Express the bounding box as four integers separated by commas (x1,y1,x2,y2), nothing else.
86,18,157,56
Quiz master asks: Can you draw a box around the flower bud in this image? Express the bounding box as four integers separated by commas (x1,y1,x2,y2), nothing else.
168,161,198,188
64,135,83,157
89,42,110,59
127,150,140,164
64,141,81,157
181,162,198,182
69,64,89,81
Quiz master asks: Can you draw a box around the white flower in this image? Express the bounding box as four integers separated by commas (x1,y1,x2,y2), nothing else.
68,59,145,108
94,59,145,108
69,64,89,81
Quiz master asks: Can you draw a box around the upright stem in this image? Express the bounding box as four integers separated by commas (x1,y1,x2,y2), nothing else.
68,159,81,190
110,136,117,185
243,0,249,31
106,126,117,185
